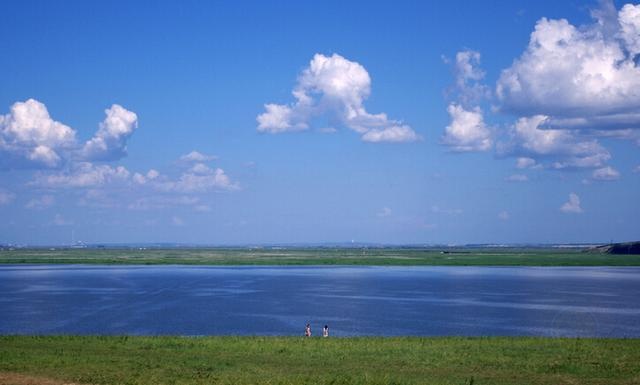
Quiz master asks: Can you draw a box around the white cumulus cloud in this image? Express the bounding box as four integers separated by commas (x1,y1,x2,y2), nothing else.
132,169,160,185
515,157,539,169
619,3,640,56
592,166,620,181
0,99,140,168
496,3,640,132
153,163,238,193
560,192,583,214
257,53,418,143
0,99,76,168
361,125,419,143
451,50,491,105
499,115,610,169
81,104,138,161
441,104,492,152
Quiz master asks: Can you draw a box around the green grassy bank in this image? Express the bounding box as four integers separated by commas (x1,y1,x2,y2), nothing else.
0,336,638,384
1,247,639,266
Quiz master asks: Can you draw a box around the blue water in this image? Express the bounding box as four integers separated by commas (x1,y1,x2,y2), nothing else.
1,265,639,337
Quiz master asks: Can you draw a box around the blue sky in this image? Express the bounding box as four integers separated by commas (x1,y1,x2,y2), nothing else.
0,0,639,245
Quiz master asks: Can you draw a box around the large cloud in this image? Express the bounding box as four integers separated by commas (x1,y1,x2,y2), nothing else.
0,99,76,168
498,115,611,169
257,53,419,143
0,99,139,169
81,104,138,161
496,3,640,131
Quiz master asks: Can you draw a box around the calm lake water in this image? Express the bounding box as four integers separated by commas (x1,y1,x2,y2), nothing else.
1,265,639,337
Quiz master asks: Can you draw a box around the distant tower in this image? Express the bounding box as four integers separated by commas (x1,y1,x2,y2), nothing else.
71,229,75,245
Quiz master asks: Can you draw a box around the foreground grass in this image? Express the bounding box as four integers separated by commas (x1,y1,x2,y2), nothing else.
0,336,638,385
1,247,639,266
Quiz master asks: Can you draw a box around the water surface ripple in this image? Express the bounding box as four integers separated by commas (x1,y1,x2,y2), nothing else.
1,265,638,337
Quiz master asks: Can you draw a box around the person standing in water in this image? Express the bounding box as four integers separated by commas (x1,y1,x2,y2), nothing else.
323,324,329,337
305,323,311,337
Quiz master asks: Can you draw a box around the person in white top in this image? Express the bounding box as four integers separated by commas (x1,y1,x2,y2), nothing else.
323,324,329,337
305,323,311,337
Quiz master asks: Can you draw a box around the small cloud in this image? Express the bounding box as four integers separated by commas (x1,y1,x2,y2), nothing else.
189,163,211,174
154,164,239,193
318,127,337,134
441,104,492,152
194,204,211,212
377,207,392,218
361,125,421,143
77,189,120,209
25,195,54,210
431,205,463,215
0,189,15,205
452,50,490,103
515,157,539,169
171,216,185,226
498,210,510,220
592,166,620,181
505,174,528,182
560,193,583,214
634,165,640,173
127,196,199,211
179,151,217,163
132,169,160,185
52,214,73,226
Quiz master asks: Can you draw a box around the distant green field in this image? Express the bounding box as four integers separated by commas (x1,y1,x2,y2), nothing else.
1,336,638,385
0,247,638,266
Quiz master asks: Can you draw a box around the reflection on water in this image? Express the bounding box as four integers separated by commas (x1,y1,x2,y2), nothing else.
0,265,639,337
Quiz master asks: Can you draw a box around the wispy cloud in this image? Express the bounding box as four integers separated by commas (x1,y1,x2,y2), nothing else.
592,166,620,181
0,189,15,205
25,195,54,210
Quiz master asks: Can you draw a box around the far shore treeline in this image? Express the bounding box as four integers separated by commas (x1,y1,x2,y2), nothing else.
0,244,639,266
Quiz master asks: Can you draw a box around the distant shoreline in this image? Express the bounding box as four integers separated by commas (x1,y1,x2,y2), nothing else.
1,247,639,266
